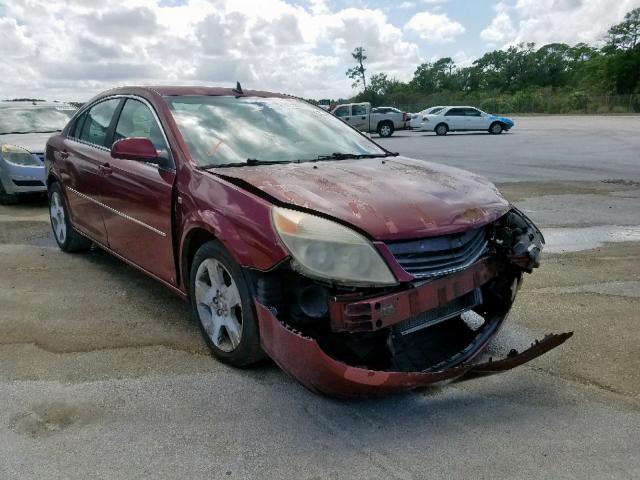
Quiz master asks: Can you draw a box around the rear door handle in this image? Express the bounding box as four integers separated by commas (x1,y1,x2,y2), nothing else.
99,163,113,176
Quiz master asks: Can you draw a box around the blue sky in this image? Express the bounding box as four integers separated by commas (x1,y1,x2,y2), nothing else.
1,0,639,100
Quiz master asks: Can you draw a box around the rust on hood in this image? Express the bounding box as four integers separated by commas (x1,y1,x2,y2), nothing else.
209,156,510,241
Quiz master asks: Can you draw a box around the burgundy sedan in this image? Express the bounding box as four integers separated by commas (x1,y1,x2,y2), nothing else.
45,86,571,397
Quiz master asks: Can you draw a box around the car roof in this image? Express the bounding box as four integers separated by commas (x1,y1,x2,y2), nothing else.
104,85,289,98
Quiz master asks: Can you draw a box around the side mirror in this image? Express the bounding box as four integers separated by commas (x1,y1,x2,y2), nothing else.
111,137,158,162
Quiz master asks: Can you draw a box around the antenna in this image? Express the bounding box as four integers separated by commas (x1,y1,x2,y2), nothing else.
232,81,243,95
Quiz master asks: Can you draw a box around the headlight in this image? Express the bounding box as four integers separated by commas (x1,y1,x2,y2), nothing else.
1,144,39,166
271,207,397,286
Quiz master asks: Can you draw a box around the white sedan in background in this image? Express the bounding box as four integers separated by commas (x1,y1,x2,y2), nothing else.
409,106,445,129
418,106,514,135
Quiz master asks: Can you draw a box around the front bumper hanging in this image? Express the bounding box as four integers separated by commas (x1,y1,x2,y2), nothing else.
256,301,572,397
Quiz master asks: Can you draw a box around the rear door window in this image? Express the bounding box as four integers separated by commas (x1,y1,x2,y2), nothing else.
445,108,464,116
69,113,87,139
351,104,367,116
78,99,121,147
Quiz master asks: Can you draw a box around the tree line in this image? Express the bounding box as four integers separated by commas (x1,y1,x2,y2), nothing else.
338,8,640,114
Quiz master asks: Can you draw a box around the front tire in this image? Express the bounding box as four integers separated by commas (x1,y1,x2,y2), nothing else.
490,122,504,134
190,240,263,367
48,182,91,252
377,121,394,138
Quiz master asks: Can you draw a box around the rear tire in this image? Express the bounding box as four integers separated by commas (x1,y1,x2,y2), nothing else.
48,182,91,252
190,240,263,367
377,121,394,138
489,122,504,134
435,123,448,136
0,182,18,205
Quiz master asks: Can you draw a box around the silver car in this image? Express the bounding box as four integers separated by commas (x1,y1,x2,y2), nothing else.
0,101,77,204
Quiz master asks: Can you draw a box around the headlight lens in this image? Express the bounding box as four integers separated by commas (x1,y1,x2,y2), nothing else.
1,144,39,166
271,207,397,286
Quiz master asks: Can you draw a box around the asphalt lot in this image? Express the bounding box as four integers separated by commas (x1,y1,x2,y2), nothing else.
1,115,639,479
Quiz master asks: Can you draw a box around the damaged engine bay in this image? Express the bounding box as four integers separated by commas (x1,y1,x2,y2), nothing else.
254,208,552,375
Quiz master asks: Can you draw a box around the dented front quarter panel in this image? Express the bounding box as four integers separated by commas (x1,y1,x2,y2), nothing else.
177,168,289,282
256,302,573,397
208,156,510,241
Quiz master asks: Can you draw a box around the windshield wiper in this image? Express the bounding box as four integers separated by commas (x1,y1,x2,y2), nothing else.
198,151,400,170
198,158,294,169
316,152,398,161
0,129,61,135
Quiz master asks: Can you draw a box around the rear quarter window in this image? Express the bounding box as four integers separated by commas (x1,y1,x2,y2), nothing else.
69,113,86,139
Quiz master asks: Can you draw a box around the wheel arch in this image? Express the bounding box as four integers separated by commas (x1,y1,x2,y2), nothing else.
178,209,288,294
46,172,60,189
180,223,219,295
435,122,449,132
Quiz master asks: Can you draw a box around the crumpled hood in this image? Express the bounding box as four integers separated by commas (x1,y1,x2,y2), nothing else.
0,132,53,154
210,156,510,241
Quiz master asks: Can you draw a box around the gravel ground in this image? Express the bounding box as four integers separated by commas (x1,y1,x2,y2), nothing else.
1,116,639,479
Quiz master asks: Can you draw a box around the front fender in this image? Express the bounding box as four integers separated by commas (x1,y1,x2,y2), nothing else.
179,209,288,284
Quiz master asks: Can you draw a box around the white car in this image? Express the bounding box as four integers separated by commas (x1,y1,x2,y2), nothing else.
409,106,445,129
417,106,514,135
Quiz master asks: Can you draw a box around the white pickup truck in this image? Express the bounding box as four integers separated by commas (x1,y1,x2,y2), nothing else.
330,102,407,137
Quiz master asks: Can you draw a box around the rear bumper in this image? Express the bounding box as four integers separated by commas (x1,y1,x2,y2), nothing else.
256,301,572,397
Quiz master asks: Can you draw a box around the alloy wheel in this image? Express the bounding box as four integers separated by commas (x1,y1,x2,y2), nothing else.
50,191,67,244
194,258,243,352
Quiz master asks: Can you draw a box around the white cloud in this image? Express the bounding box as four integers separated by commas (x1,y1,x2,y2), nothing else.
0,17,37,58
326,8,420,77
452,50,475,67
0,0,423,101
481,0,640,47
405,11,465,43
480,2,515,45
399,0,449,7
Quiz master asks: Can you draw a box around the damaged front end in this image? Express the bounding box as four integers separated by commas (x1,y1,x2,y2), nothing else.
254,207,571,397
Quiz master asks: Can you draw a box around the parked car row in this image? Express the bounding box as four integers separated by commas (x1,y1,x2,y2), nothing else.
326,102,515,137
36,85,570,396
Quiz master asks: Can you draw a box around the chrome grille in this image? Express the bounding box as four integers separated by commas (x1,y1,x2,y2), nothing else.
387,227,488,278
